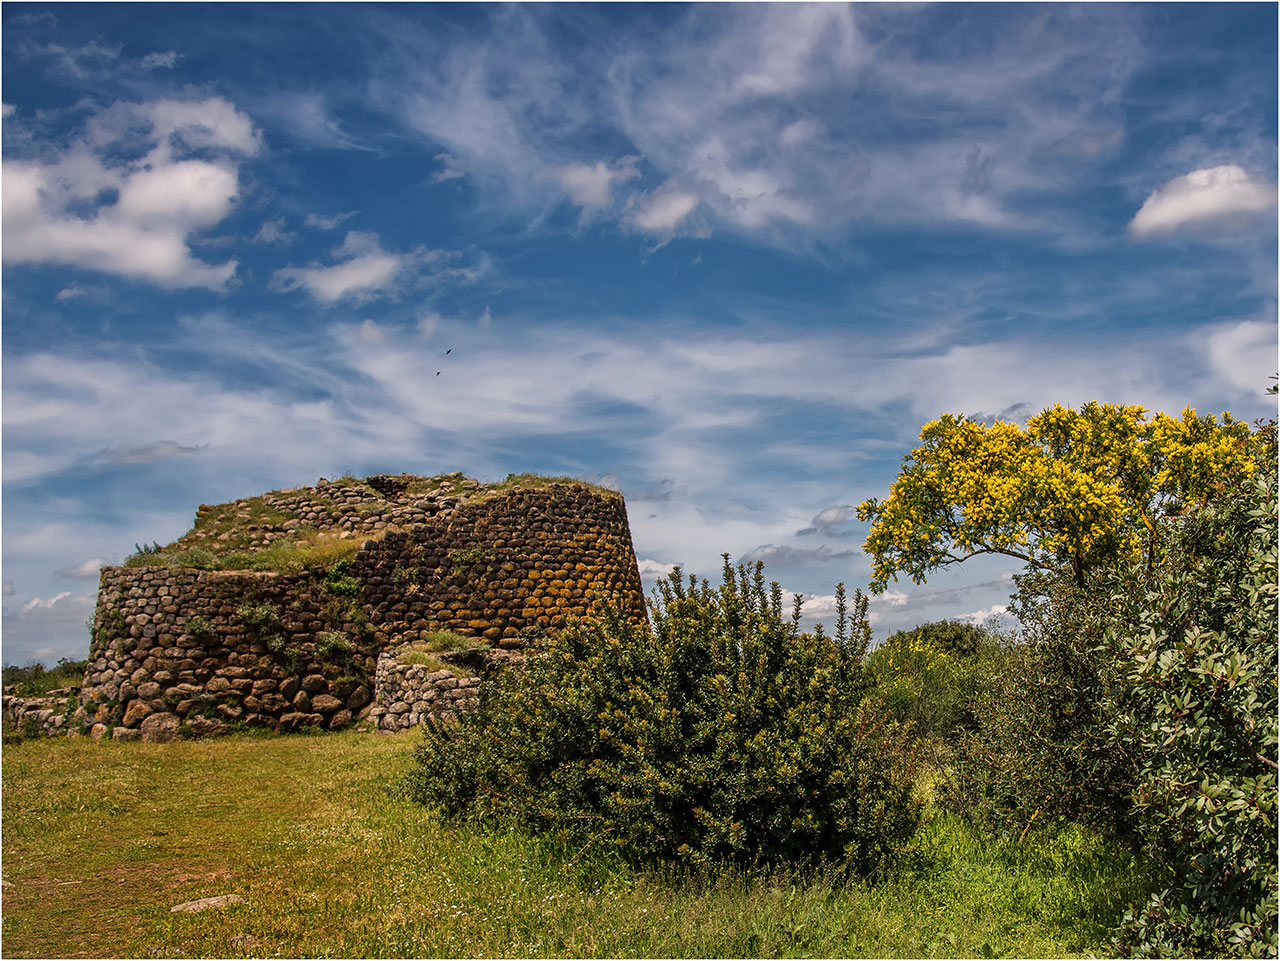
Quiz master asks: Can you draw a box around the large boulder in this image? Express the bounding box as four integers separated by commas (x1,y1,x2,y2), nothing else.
140,712,182,742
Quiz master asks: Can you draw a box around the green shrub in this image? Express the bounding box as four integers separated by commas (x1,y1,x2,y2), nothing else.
867,622,1001,743
237,602,281,631
1103,426,1277,958
406,558,921,873
316,630,354,659
945,571,1136,837
122,541,163,567
324,559,359,598
185,614,215,639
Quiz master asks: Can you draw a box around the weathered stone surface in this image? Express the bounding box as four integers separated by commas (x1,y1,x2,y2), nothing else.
328,709,352,730
186,717,228,737
310,694,343,714
81,476,646,740
122,700,154,728
112,727,141,742
300,674,328,694
347,685,371,711
278,711,324,733
140,712,182,743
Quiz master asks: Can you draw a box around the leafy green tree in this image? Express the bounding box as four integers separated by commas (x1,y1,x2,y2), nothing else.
405,558,921,872
859,403,1257,589
1103,423,1277,958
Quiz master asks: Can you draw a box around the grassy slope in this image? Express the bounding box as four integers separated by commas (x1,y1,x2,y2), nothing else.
1,731,1151,958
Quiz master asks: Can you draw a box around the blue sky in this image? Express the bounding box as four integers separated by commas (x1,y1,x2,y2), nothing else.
3,3,1276,666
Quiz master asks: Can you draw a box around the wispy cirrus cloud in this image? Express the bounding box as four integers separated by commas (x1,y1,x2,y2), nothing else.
362,4,1171,249
271,231,489,304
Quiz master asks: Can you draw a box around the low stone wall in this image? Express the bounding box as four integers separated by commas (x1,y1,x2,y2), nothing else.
3,689,78,738
370,649,482,732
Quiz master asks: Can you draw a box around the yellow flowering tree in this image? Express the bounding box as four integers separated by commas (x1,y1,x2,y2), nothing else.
858,402,1257,590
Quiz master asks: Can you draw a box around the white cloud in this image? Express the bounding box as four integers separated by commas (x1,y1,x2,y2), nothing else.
256,91,370,151
254,217,296,245
271,231,407,304
305,210,358,230
369,5,1166,247
139,50,179,70
873,591,910,608
55,285,86,301
97,440,204,464
740,544,856,566
20,591,72,614
432,153,466,182
797,504,857,536
55,558,107,580
636,558,677,577
5,592,96,663
2,582,15,596
558,158,639,208
628,186,699,234
359,319,386,344
2,97,259,290
957,604,1009,626
2,103,15,119
780,118,823,148
1201,319,1277,394
1130,165,1277,237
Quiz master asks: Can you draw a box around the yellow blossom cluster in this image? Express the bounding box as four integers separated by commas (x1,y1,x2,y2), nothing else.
859,401,1256,590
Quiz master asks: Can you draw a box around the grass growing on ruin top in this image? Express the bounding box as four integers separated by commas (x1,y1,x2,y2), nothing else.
119,471,618,573
123,529,369,573
395,633,489,674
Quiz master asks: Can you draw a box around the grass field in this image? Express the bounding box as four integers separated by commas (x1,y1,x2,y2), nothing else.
1,729,1155,958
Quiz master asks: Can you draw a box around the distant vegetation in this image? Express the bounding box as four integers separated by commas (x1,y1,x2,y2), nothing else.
2,657,88,697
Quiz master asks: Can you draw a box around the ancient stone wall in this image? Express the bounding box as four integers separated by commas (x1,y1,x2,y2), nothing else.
79,481,645,740
369,648,483,732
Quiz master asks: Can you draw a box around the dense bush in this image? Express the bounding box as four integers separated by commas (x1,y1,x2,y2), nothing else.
406,558,922,873
1103,426,1277,958
946,571,1137,837
946,421,1278,956
866,622,1003,744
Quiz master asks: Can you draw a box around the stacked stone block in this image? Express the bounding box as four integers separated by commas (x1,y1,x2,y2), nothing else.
369,649,483,732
